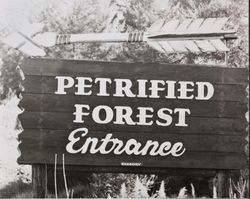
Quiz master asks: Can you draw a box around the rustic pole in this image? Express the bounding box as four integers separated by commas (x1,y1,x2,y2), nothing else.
224,39,228,66
217,170,229,198
32,164,48,198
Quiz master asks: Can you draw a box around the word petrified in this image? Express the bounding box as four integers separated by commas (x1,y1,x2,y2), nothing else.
55,76,214,100
66,128,186,157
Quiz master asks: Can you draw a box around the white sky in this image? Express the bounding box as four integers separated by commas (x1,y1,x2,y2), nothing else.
0,0,72,29
0,0,171,30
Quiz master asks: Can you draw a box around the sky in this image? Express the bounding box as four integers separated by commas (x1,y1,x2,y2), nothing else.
0,0,171,30
0,0,72,30
0,96,31,188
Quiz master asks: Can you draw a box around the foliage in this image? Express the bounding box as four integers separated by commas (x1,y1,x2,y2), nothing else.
0,173,249,198
89,173,134,198
0,179,32,198
158,181,167,199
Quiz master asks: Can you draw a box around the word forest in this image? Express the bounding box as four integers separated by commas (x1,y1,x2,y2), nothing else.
55,76,215,157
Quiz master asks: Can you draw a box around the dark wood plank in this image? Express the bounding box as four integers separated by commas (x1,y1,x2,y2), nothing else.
18,129,246,153
23,75,248,103
21,58,248,84
51,165,218,176
18,144,246,169
19,111,247,134
20,93,247,118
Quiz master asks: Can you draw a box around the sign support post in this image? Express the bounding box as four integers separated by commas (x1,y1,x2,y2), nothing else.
215,39,230,199
32,164,48,198
217,170,229,198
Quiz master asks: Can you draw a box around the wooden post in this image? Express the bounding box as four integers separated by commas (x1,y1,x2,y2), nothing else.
32,164,47,198
217,170,229,198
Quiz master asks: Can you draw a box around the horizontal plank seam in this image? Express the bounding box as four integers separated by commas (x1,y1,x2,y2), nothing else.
17,147,246,156
21,57,250,69
19,128,247,136
21,92,248,104
21,110,245,119
23,74,248,85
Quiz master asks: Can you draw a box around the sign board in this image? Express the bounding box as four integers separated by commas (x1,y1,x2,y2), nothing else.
18,58,248,170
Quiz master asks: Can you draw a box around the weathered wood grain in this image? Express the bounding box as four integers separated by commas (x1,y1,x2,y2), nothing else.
19,111,247,135
18,58,248,170
20,93,247,118
18,129,245,153
48,165,219,176
23,76,248,103
18,145,246,169
21,58,248,84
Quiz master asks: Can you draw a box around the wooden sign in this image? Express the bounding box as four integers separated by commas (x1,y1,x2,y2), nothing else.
18,58,248,170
